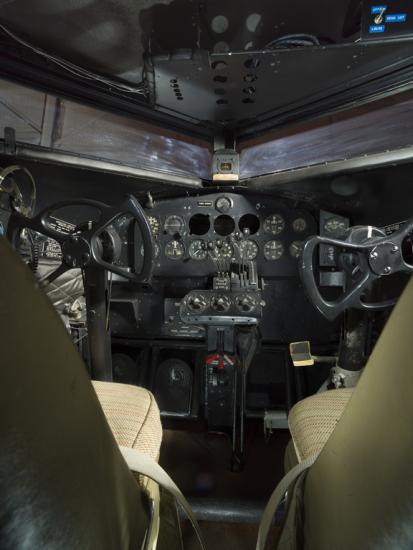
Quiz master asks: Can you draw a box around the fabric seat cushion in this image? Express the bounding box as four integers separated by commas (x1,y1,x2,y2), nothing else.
288,388,354,463
93,381,162,464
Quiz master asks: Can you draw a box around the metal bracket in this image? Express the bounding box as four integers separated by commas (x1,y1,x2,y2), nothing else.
264,411,288,440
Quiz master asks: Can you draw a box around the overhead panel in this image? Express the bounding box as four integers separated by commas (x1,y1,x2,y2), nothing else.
151,41,413,129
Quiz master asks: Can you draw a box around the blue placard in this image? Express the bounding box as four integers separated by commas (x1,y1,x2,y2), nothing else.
371,5,387,14
385,13,407,23
369,24,385,33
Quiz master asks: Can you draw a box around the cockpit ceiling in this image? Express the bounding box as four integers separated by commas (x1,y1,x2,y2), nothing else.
2,0,413,137
3,77,413,186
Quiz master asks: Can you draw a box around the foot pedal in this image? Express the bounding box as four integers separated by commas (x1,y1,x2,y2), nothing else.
289,341,314,367
289,341,337,367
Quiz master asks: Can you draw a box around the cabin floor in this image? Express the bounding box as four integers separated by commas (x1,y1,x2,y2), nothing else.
160,420,289,549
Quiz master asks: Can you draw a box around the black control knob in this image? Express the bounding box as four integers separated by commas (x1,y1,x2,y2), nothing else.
186,294,208,313
211,294,231,313
236,294,257,313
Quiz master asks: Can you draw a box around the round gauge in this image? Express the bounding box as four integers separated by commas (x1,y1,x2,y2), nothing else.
147,215,160,239
324,217,347,237
292,217,307,233
216,241,234,259
264,214,285,235
290,240,303,259
164,215,185,236
264,240,284,260
215,196,232,213
189,239,207,261
141,243,160,258
239,239,259,260
165,240,185,260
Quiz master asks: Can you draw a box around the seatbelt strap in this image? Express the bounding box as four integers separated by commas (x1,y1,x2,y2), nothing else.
256,454,318,550
119,446,206,550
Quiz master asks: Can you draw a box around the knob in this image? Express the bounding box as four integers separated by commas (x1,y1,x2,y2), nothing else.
186,294,208,313
211,295,231,313
236,294,257,313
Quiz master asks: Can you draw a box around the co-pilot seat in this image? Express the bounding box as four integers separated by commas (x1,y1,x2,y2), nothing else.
286,388,353,467
275,275,413,548
0,237,162,547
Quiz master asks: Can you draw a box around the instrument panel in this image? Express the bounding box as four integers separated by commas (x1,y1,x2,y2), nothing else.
138,193,317,278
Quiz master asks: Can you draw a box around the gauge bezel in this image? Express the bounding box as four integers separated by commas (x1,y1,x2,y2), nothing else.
239,239,259,260
215,241,235,259
164,214,185,236
147,215,161,239
264,214,285,235
264,239,284,260
189,239,208,261
215,196,233,213
289,240,303,259
164,239,185,260
292,217,307,233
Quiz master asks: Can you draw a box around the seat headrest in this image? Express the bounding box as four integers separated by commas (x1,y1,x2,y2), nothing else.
0,238,148,548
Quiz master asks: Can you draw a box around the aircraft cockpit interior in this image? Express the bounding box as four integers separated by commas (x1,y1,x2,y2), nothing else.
1,1,413,549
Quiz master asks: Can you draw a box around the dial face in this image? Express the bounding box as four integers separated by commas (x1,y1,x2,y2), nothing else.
290,240,303,259
147,215,160,239
239,239,259,260
292,217,307,233
264,240,284,260
324,217,347,237
264,214,285,235
189,239,207,261
215,196,232,213
165,240,185,260
164,215,185,236
216,241,234,259
141,243,160,258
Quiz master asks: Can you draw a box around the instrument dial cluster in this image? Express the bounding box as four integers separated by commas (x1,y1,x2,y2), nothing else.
142,193,316,277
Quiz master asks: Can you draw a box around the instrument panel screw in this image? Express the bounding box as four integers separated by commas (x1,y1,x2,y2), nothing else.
383,266,392,274
392,245,399,253
370,251,378,259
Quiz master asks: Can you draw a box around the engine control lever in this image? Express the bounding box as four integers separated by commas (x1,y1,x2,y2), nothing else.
230,327,260,472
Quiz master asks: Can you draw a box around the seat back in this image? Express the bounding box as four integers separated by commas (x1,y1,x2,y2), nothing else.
0,238,148,549
303,276,413,548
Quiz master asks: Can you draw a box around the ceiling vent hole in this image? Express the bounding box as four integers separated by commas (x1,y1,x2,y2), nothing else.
212,61,227,71
243,86,256,95
216,99,228,105
244,58,260,69
242,97,255,104
211,15,229,34
246,13,262,33
244,74,258,83
214,41,230,53
213,75,228,83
